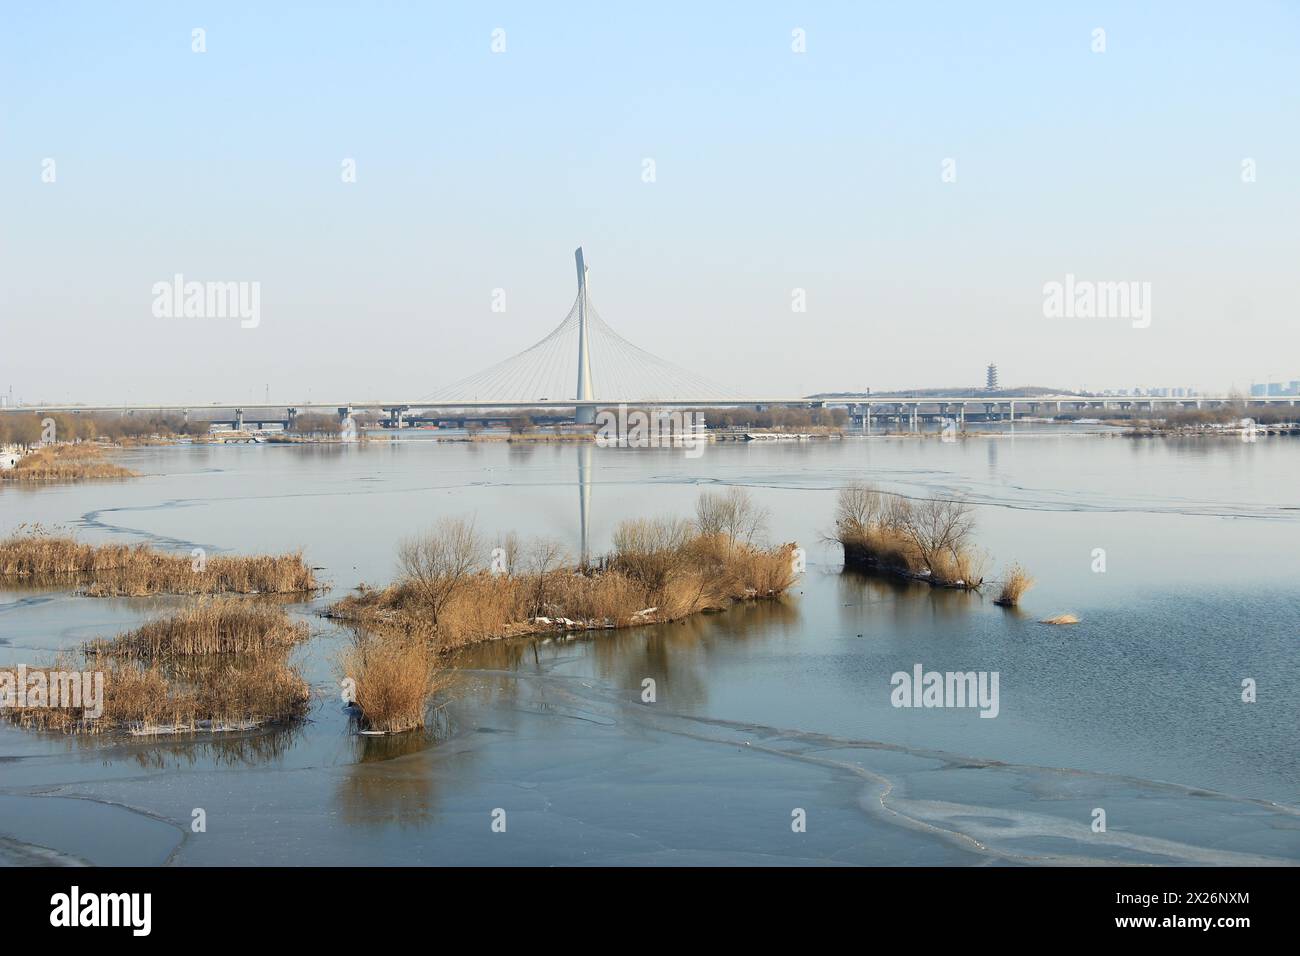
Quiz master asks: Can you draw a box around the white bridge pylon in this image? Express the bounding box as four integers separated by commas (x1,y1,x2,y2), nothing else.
417,248,738,408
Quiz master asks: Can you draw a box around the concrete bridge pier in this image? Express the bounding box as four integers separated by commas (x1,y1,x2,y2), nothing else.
234,409,244,431
287,408,298,430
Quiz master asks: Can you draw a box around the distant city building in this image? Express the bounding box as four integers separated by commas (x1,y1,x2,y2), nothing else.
1251,380,1299,397
985,363,998,391
1100,386,1200,399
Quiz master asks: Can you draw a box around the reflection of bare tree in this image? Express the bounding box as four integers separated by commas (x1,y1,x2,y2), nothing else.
455,597,801,715
505,442,537,462
835,567,980,631
58,723,307,770
593,599,801,710
451,639,533,674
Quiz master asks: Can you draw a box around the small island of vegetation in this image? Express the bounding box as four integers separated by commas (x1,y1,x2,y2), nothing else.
0,528,318,596
833,481,1032,605
331,488,799,733
3,600,311,735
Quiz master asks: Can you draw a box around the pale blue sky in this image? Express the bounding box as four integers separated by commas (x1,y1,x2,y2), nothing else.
3,1,1298,404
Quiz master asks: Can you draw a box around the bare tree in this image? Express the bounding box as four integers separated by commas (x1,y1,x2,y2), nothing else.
695,488,769,550
524,538,570,617
397,518,482,627
611,516,694,595
899,496,976,576
834,482,886,536
494,531,522,575
881,494,914,534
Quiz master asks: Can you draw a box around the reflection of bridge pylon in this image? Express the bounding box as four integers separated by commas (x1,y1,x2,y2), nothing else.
577,442,592,566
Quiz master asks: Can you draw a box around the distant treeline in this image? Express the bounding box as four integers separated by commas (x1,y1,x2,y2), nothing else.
689,407,848,429
0,412,206,445
286,412,343,435
0,410,389,443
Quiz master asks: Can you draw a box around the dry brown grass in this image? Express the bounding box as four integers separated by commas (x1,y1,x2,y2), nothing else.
0,444,136,482
995,564,1034,607
338,630,444,734
0,531,317,596
3,603,311,735
329,497,799,655
85,599,308,660
1040,613,1080,625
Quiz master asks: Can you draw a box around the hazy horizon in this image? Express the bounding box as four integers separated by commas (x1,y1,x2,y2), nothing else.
4,1,1298,405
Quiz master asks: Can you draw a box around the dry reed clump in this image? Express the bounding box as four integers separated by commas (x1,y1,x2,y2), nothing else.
85,599,309,660
0,444,136,482
338,630,444,734
1040,614,1080,625
3,604,311,736
328,491,798,655
833,482,992,590
0,531,317,596
995,564,1034,607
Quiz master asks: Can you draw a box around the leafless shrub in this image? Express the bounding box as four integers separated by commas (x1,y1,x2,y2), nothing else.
397,518,482,628
835,484,983,588
695,487,769,550
900,496,977,580
834,481,887,537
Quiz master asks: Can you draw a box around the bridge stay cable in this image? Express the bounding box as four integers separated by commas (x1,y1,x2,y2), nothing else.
416,254,740,408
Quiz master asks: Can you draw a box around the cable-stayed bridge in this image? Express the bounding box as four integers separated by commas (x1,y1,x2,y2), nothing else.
9,248,1297,427
415,249,739,418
